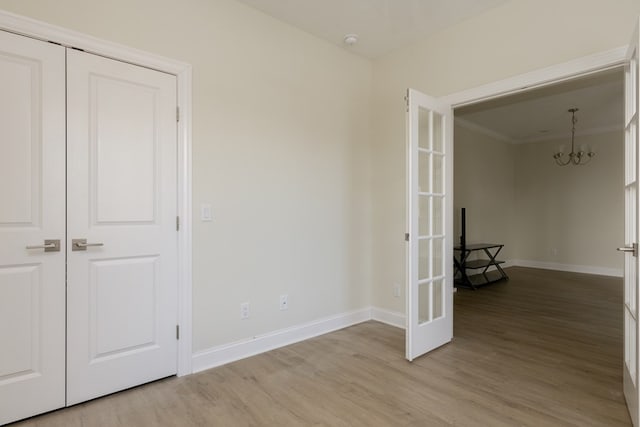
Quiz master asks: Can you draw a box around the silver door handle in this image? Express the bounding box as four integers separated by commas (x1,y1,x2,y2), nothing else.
72,238,104,251
26,243,56,249
617,243,638,257
26,239,60,252
75,242,104,248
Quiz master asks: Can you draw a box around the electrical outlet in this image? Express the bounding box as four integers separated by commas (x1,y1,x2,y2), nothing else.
393,284,401,297
279,294,288,311
240,302,250,319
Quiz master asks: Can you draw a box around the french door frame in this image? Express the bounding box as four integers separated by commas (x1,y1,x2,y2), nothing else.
0,9,194,376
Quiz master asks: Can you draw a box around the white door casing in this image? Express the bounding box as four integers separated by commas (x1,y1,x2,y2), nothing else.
0,31,66,425
623,17,640,427
66,49,179,405
406,88,454,361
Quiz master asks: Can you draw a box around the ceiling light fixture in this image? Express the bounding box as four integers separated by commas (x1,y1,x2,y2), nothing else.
553,108,595,166
343,34,358,46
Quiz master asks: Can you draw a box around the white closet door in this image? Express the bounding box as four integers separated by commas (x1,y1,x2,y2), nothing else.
66,49,178,405
0,31,66,425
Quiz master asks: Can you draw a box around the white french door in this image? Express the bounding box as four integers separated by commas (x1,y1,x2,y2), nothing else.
0,30,66,425
623,17,640,427
66,50,178,404
405,89,454,361
0,32,179,424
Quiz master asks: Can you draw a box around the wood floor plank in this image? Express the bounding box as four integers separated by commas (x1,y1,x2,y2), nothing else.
9,267,631,426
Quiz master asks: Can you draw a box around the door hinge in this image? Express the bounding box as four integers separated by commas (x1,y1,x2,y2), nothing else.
176,106,180,122
404,90,409,112
176,216,180,231
176,325,180,340
405,233,410,242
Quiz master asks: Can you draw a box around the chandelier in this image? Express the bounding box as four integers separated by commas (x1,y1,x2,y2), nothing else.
553,108,595,166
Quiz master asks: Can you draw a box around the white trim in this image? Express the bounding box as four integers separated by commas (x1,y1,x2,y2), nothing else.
176,68,193,376
0,9,194,376
443,47,627,108
192,309,372,373
511,259,623,278
371,307,406,329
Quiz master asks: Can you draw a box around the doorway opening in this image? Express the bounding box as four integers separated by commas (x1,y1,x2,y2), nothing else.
449,65,627,417
452,66,624,282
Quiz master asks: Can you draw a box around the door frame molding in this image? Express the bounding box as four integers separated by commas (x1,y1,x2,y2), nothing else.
442,46,627,108
0,9,194,376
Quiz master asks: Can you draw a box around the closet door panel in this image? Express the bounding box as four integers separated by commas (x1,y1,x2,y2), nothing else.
66,49,178,405
0,30,66,426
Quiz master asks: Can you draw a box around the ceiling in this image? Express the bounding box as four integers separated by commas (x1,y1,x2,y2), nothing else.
236,1,624,141
235,0,510,59
456,68,624,143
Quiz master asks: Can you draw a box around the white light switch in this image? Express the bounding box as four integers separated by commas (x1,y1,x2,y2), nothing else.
201,204,213,221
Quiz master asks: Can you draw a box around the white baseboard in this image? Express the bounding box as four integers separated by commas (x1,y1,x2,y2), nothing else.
511,259,623,278
371,307,406,329
191,258,620,375
192,308,372,373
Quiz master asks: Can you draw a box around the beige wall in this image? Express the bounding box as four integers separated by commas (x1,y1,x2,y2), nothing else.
454,124,624,275
453,123,516,261
371,0,639,313
513,131,624,271
0,0,635,349
0,0,374,351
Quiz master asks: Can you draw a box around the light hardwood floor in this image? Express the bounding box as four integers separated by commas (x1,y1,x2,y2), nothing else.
11,267,631,426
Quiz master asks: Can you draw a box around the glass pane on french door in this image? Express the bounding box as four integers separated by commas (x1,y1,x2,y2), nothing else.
417,107,446,326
